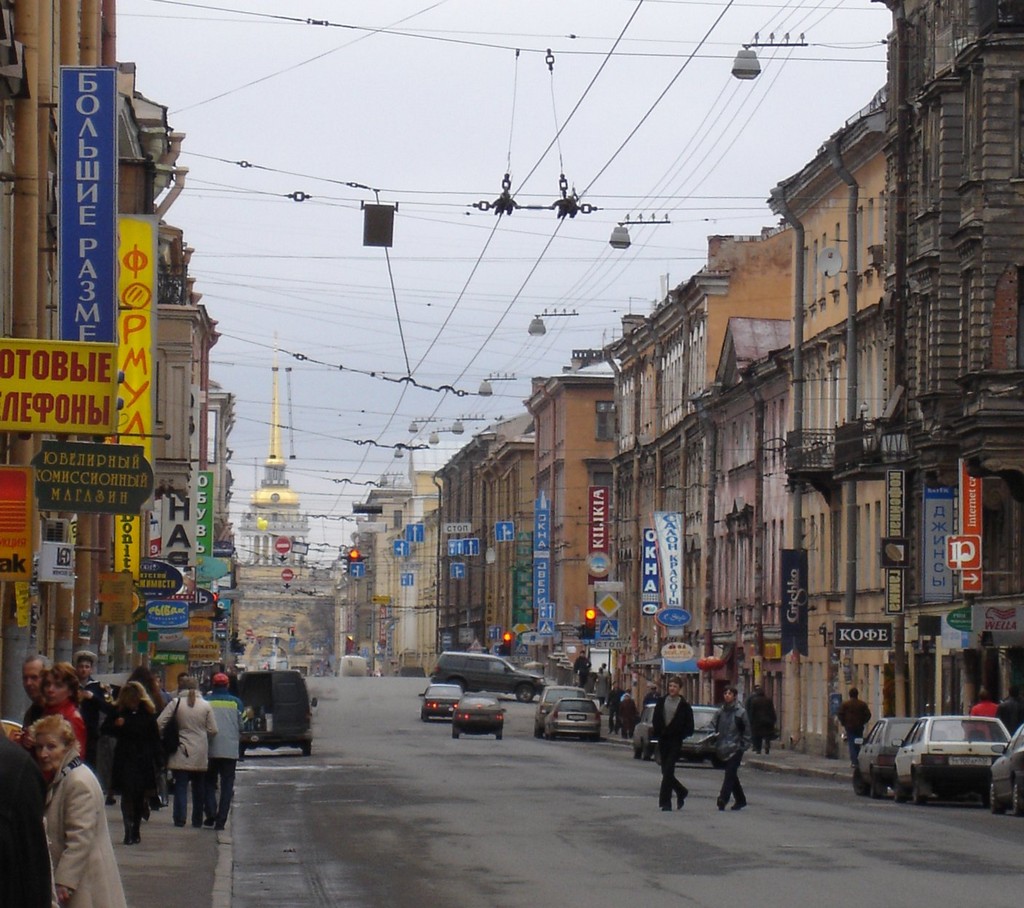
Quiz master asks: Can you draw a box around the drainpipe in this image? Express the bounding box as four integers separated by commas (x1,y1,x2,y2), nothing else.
433,476,443,656
769,184,806,748
827,137,860,625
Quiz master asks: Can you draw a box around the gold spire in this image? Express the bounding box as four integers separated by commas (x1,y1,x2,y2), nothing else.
267,349,283,465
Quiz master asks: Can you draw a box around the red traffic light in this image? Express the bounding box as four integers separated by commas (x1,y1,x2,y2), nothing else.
502,631,513,644
347,547,362,562
584,608,597,621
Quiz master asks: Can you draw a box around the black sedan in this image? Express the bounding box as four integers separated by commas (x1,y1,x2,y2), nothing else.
452,695,505,739
421,683,462,721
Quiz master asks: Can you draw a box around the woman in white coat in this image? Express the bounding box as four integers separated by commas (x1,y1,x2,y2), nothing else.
32,715,127,908
157,676,217,828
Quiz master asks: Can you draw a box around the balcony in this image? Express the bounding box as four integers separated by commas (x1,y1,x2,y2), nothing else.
785,429,836,498
834,419,913,476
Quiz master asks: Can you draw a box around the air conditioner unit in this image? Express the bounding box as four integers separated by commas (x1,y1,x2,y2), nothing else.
43,518,69,543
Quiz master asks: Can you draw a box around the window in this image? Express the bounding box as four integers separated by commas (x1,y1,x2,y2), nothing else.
595,400,615,441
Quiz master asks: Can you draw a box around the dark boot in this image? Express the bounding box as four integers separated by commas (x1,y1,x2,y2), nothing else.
131,821,141,844
123,819,133,845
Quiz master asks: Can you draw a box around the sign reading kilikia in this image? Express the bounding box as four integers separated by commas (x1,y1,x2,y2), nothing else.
32,440,154,513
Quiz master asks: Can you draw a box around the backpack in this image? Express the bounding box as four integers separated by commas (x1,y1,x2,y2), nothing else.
161,698,181,757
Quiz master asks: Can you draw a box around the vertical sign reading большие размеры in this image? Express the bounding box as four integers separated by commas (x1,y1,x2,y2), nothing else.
59,67,118,343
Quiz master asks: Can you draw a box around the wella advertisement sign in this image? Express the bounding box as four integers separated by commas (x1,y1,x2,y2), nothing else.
59,67,118,343
112,216,157,579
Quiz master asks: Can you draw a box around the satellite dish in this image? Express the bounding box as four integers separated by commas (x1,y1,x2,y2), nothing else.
817,246,843,277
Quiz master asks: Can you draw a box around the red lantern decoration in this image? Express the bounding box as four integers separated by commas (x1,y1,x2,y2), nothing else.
696,656,725,672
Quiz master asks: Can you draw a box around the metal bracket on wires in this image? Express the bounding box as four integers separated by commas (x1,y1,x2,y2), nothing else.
742,31,807,49
471,171,598,218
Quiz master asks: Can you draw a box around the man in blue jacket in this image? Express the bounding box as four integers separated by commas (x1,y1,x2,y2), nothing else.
204,673,244,830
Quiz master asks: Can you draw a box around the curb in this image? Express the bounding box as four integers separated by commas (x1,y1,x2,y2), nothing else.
212,829,233,908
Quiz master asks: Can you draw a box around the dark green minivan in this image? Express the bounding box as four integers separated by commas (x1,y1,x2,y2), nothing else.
237,670,316,756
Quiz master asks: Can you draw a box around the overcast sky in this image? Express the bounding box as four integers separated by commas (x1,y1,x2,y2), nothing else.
118,0,889,564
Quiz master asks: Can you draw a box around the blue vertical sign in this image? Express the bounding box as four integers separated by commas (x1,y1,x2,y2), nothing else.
534,492,553,635
922,486,955,603
780,548,809,656
405,523,425,543
495,521,515,542
641,527,660,606
393,539,410,558
450,563,466,580
401,572,415,587
59,67,118,342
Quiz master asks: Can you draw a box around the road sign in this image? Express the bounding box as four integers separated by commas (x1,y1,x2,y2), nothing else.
947,534,981,570
597,618,618,639
518,631,542,645
960,461,983,593
834,621,893,648
537,619,555,636
444,522,472,534
655,607,692,628
349,562,366,578
595,593,620,616
495,521,515,542
281,568,294,583
274,536,291,555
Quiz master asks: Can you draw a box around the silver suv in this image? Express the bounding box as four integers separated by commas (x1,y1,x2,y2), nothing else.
430,652,545,702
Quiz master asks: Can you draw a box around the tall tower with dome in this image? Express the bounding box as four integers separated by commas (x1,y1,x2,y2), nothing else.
238,361,310,565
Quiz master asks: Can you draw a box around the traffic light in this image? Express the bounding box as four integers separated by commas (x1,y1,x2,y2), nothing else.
582,607,597,640
499,630,514,656
346,547,366,576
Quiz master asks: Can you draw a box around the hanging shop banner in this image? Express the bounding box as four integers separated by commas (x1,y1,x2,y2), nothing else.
195,471,214,557
32,440,153,514
0,339,119,434
534,492,553,635
0,467,34,581
780,548,809,656
59,67,118,343
641,527,660,607
160,493,196,568
885,469,906,614
588,485,610,579
922,486,955,603
653,512,683,612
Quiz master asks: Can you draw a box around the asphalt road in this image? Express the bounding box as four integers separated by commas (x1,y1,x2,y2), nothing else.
228,676,1021,908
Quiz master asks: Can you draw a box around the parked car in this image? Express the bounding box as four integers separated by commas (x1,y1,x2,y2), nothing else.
533,685,588,737
680,706,724,766
420,683,463,721
893,715,1009,805
451,695,505,739
238,669,316,757
989,723,1024,815
632,704,721,764
852,717,915,798
430,651,545,702
633,704,658,760
543,697,602,741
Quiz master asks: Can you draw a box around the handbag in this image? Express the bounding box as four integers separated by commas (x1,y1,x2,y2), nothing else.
161,698,181,757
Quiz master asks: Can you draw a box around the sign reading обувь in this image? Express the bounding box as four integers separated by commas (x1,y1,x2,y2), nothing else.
32,440,154,513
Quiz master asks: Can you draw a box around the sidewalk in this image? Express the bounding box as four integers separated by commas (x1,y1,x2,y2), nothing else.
110,800,231,908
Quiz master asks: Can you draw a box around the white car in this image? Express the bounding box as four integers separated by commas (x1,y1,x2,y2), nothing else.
893,715,1008,806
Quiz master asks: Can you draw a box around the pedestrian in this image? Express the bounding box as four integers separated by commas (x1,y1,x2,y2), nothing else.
652,675,695,811
573,650,591,689
203,672,244,830
31,714,127,908
125,664,168,810
41,663,89,758
594,665,610,706
157,676,218,828
73,650,115,771
643,683,660,707
607,681,625,734
996,686,1024,735
17,655,50,747
744,685,777,754
618,691,639,739
0,734,54,908
970,688,999,718
836,687,872,765
102,681,162,846
713,686,751,811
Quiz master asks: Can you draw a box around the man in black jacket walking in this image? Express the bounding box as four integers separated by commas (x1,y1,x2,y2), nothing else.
652,676,695,811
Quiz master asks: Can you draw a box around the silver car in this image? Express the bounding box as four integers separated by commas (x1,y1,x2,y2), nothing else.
852,717,914,798
894,715,1008,805
533,685,587,737
543,697,602,741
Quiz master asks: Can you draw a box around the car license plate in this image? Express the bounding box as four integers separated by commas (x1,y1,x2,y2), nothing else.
567,713,587,721
949,756,990,766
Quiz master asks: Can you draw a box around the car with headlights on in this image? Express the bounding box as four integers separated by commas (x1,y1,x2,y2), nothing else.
852,717,915,798
420,683,462,721
533,685,588,737
893,715,1009,805
989,723,1024,815
451,695,505,739
543,697,602,741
